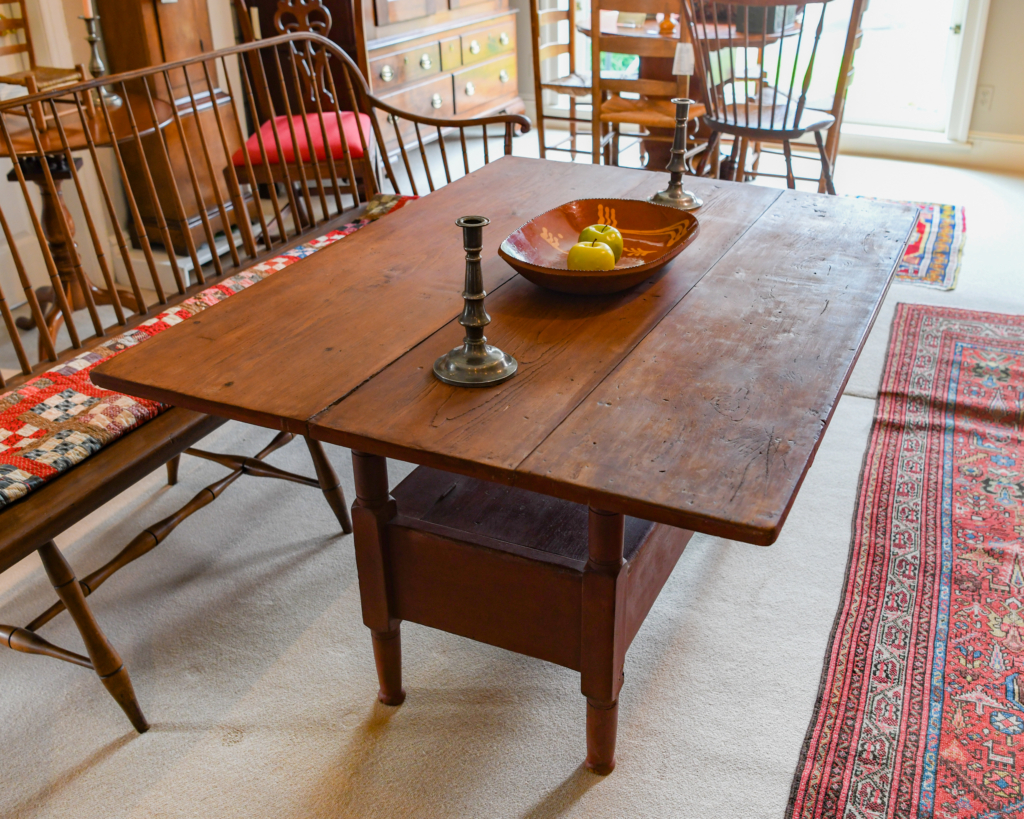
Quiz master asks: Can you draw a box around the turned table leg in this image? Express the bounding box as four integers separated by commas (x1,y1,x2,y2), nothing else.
351,451,405,706
581,507,627,774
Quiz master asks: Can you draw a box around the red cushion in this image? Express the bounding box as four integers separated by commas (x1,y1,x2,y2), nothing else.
232,111,373,166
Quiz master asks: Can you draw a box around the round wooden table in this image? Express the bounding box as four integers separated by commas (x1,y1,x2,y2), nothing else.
0,93,172,354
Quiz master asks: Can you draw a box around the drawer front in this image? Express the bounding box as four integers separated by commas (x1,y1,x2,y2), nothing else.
374,0,437,26
460,18,516,67
376,74,456,146
440,35,462,71
370,42,442,92
452,54,517,114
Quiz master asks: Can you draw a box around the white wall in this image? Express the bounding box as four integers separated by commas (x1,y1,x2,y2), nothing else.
969,0,1024,137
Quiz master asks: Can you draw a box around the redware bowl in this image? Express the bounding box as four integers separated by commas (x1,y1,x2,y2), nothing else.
498,198,700,294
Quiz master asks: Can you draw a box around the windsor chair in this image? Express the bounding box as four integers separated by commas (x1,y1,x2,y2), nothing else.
682,0,837,193
0,32,528,733
0,0,87,131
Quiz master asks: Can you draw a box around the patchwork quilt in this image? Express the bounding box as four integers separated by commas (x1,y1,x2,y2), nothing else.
0,194,413,509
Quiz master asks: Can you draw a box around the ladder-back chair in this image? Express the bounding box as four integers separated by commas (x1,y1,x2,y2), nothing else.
0,0,87,131
682,0,838,193
590,0,706,166
528,0,591,159
0,32,528,732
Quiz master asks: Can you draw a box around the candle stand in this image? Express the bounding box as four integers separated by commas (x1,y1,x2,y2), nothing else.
433,216,518,387
80,16,122,108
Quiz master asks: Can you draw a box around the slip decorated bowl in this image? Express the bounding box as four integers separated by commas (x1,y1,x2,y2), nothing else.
498,198,700,294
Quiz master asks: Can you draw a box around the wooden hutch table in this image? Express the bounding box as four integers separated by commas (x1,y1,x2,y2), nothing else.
94,157,916,774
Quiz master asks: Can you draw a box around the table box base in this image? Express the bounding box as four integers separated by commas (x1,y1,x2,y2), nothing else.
352,461,693,772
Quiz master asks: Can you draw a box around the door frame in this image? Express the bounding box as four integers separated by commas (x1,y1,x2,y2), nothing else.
946,0,991,142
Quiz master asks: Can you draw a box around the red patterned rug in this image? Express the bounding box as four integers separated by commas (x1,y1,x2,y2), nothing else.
788,304,1024,819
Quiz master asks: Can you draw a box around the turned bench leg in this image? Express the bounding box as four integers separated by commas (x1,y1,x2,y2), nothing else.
166,454,180,486
351,451,405,706
581,507,627,774
37,541,149,734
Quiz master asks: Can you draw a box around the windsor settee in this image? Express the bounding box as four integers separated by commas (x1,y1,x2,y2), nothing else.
0,31,529,733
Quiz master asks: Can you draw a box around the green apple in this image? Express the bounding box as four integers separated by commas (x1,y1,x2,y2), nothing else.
578,224,623,261
567,241,616,271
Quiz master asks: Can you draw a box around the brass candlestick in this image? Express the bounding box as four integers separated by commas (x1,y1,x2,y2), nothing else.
649,98,702,211
80,16,121,108
433,216,518,387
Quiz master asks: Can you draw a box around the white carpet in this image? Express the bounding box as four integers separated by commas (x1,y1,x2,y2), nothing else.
1,155,1022,818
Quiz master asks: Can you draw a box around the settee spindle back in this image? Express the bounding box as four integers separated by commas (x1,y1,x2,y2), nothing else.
0,32,530,387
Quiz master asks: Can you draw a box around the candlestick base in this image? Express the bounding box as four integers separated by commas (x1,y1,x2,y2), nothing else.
433,338,518,387
649,185,703,211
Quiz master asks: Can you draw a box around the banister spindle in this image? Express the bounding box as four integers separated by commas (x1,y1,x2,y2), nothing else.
413,121,434,192
323,59,365,205
302,41,344,214
0,198,54,364
181,66,242,269
117,82,188,294
203,57,262,259
24,106,105,339
159,69,221,280
285,46,330,221
47,95,124,326
71,92,148,315
234,51,289,247
271,47,315,234
97,87,167,305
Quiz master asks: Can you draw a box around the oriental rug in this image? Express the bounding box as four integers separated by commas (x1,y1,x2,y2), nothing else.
857,199,966,290
788,304,1024,819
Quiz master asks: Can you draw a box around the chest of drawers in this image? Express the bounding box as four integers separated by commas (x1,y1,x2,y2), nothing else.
246,0,523,151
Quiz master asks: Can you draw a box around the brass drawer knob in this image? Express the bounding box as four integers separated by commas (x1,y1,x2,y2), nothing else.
431,93,443,109
420,54,432,69
499,32,510,46
499,69,509,83
380,65,394,82
469,40,480,55
465,81,476,96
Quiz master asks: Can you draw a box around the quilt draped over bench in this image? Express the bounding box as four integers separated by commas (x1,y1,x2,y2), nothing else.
0,194,413,509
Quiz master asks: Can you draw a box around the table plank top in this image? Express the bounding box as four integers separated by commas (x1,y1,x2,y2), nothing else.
94,157,916,544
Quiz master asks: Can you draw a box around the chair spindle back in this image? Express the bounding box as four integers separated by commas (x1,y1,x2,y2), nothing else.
682,0,832,134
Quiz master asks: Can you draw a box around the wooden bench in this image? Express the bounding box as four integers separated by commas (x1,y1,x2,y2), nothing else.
0,32,529,732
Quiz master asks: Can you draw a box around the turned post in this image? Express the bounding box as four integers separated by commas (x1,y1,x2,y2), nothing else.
351,451,404,705
581,507,627,774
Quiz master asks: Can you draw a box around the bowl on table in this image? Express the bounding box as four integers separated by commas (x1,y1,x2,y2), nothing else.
498,198,699,295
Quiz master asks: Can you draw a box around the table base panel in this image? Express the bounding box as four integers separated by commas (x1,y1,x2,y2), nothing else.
386,467,693,668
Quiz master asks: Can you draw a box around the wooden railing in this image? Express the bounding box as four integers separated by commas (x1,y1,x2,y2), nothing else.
0,32,530,386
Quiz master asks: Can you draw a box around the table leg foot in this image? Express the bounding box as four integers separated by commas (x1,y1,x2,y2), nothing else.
372,627,405,706
585,698,618,775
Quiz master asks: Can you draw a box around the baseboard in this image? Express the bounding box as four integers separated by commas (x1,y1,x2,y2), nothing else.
838,126,1024,174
